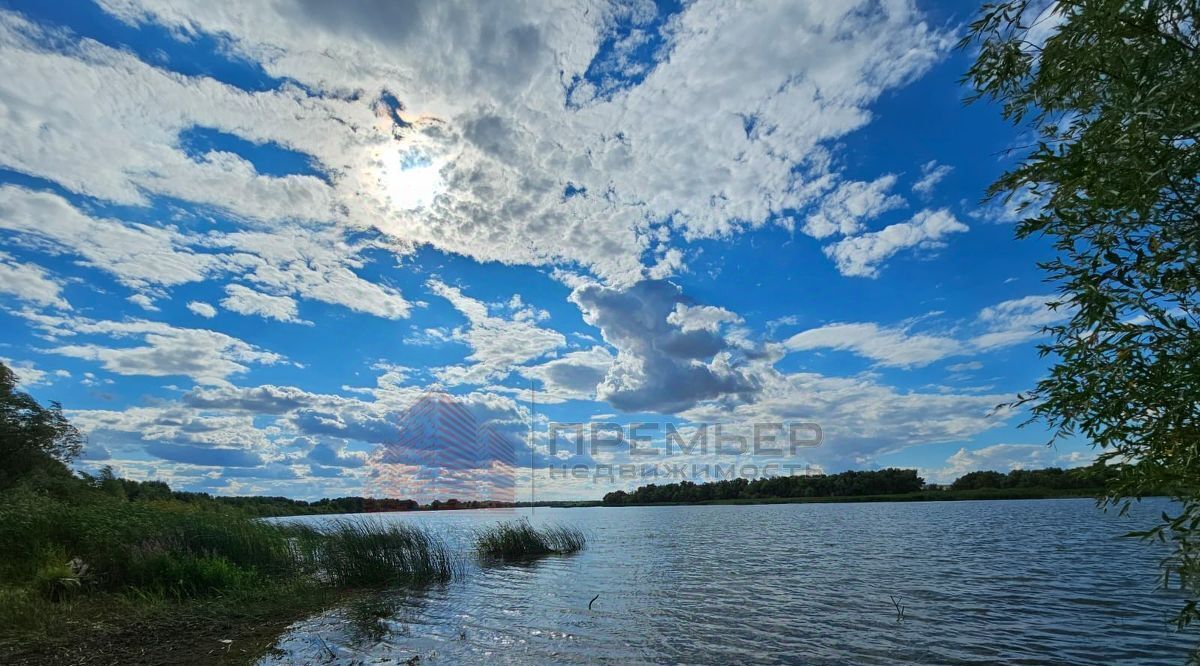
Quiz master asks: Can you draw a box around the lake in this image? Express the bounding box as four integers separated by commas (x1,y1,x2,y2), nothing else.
263,498,1194,664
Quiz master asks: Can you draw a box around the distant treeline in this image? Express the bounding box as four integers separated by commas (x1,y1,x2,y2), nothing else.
948,465,1117,492
78,468,517,517
602,464,1119,505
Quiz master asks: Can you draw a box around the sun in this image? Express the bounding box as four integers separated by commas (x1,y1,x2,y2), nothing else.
380,150,444,211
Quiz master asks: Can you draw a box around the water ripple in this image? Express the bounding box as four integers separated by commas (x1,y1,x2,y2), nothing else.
262,499,1195,665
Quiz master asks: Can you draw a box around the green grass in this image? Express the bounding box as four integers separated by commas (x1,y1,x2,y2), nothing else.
0,488,465,663
473,520,587,561
293,519,459,585
0,489,458,598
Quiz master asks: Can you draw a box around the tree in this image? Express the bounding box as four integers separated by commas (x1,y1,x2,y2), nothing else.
0,362,84,489
962,0,1199,628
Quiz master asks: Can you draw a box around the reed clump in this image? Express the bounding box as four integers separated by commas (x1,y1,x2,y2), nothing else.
294,519,459,585
473,520,586,561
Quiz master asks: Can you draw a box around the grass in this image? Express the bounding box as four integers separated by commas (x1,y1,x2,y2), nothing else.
473,520,587,561
0,489,457,598
0,487,460,663
0,580,349,665
293,519,460,585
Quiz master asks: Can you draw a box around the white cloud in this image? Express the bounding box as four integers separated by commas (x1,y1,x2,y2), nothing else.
823,208,968,278
0,1,953,282
187,301,217,318
204,228,413,320
928,442,1080,483
220,284,308,324
428,280,565,384
667,303,743,333
20,311,286,385
785,322,962,368
911,160,952,196
0,251,69,309
127,293,158,311
782,294,1074,368
802,175,905,239
0,185,219,291
518,346,614,401
0,185,410,319
972,294,1069,349
1,357,49,387
969,184,1045,224
680,366,1011,470
570,279,759,413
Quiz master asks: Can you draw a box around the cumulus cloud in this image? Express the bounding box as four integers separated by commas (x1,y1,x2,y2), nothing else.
204,229,412,320
680,367,1011,471
187,301,217,318
519,346,614,401
220,284,308,324
667,303,743,334
182,384,326,414
802,175,906,239
0,251,69,309
306,441,367,468
144,441,264,467
1,357,49,387
428,280,565,384
823,208,968,278
571,279,759,413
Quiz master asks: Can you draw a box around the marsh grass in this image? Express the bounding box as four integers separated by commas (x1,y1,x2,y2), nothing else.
0,489,456,608
293,519,459,585
473,521,586,561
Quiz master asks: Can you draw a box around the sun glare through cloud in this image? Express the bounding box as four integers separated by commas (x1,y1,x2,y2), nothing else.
379,150,445,211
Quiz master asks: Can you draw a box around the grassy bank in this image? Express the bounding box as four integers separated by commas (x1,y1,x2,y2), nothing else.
0,485,459,665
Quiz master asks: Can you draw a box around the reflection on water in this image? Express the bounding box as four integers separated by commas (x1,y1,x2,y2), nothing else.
261,499,1195,665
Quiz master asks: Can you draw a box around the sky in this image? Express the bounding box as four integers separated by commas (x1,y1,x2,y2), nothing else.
0,0,1092,502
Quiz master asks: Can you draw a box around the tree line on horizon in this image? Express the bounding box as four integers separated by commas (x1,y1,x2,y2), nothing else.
601,464,1120,505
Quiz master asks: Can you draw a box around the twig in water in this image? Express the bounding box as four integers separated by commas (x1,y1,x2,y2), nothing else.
889,595,906,622
317,635,337,660
588,593,600,610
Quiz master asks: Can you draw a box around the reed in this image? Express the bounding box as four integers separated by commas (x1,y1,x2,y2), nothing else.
294,519,458,585
473,520,586,561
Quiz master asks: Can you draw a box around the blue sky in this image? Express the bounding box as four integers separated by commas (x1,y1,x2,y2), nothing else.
0,0,1090,501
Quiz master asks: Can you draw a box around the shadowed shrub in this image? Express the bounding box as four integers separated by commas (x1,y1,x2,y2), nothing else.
473,521,586,561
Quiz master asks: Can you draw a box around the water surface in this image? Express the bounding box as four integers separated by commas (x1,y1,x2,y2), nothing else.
263,498,1194,664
